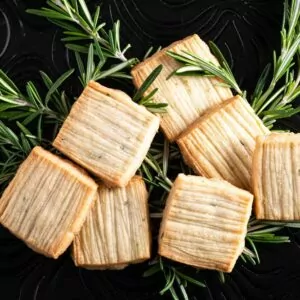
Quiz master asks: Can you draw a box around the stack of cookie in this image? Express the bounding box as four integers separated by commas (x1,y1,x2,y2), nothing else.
1,34,298,274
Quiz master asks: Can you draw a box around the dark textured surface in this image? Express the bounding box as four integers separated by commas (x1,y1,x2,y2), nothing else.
1,0,300,299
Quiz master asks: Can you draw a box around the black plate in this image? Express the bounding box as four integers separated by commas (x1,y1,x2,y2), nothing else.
1,0,300,299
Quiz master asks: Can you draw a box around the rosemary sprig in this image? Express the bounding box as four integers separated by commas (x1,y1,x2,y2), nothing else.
167,46,244,96
242,218,292,265
251,0,300,127
28,1,171,114
144,257,205,300
26,0,171,117
27,0,131,62
27,1,138,88
75,42,134,87
0,69,73,128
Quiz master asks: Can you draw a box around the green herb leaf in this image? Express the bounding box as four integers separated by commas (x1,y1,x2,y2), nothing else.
45,69,74,105
167,50,244,95
133,65,163,102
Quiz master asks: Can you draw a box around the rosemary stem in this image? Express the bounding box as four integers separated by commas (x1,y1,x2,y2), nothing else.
254,80,277,113
117,53,128,62
280,68,300,105
93,32,109,48
16,98,33,107
256,85,286,115
165,177,173,188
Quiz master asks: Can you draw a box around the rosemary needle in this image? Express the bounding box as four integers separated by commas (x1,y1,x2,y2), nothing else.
133,65,168,113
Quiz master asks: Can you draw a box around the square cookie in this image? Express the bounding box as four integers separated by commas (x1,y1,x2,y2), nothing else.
177,96,269,190
159,174,253,272
253,133,300,220
53,81,160,187
73,176,151,269
0,146,97,258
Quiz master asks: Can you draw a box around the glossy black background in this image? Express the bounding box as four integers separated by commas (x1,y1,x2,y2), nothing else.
1,0,300,299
